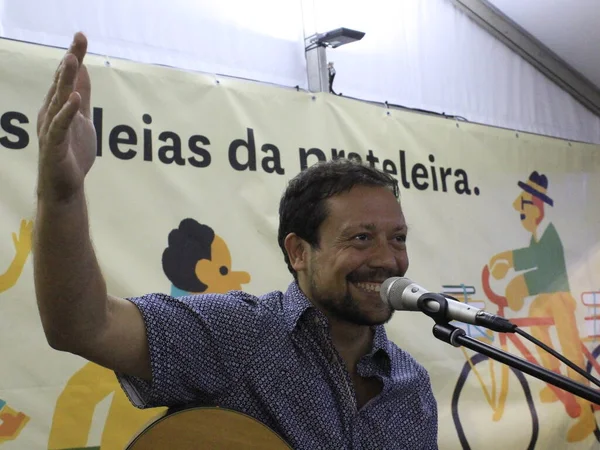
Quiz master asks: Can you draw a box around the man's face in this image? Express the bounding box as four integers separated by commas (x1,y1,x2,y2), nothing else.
299,185,409,326
513,190,541,233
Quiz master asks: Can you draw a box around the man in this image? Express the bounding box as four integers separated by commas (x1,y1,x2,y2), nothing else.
489,171,595,443
328,61,337,94
34,32,438,449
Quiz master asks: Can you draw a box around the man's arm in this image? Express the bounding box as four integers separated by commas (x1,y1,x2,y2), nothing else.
34,32,150,380
34,193,150,379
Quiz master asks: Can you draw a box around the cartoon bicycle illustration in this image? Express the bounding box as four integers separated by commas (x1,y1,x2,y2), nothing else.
449,266,600,449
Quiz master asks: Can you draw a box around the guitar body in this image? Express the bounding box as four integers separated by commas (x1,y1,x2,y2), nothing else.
126,407,292,449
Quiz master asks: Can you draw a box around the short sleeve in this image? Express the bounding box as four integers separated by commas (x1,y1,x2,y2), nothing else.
512,242,537,272
116,292,260,409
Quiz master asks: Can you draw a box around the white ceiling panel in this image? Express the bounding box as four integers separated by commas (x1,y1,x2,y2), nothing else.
487,0,600,88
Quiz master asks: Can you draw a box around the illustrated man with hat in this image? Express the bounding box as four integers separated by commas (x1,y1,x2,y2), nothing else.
489,171,596,443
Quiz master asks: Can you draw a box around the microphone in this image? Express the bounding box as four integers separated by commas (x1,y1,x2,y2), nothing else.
380,277,516,333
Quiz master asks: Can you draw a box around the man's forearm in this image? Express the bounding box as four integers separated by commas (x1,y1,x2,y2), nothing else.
33,189,108,351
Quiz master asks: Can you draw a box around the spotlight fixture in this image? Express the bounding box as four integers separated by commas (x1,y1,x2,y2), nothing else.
305,27,365,50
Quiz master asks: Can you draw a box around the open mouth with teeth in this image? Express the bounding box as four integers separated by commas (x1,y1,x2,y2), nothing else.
351,282,382,293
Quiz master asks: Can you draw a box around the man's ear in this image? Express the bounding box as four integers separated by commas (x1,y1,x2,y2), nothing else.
284,233,309,272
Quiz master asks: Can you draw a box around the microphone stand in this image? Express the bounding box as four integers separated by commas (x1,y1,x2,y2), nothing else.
420,293,600,405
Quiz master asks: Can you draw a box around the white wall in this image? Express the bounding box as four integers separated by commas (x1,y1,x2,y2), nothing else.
0,0,308,88
311,0,600,144
1,0,599,144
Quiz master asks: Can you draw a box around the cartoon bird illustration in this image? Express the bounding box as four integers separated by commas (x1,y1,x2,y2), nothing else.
162,218,250,296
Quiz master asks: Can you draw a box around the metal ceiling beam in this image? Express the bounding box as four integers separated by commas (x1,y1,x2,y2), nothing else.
449,0,600,118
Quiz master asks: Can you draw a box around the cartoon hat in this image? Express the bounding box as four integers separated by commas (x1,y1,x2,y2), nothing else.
517,171,554,207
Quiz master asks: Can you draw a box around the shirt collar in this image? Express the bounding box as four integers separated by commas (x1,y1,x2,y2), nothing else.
534,217,551,242
282,281,315,332
282,281,392,360
371,322,391,356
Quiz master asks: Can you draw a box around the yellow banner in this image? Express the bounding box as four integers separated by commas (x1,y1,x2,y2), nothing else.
1,37,600,449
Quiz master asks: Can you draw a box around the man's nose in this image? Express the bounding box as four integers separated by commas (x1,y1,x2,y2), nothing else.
512,195,522,212
369,239,400,271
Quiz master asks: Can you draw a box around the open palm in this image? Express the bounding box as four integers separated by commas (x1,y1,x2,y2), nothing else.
36,32,96,200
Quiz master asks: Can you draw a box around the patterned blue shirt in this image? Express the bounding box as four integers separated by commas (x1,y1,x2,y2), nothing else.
117,282,438,449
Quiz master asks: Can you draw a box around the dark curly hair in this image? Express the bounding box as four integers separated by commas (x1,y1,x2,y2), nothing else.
278,158,399,279
162,219,215,293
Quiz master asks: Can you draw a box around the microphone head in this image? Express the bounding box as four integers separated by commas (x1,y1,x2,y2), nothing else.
380,276,413,306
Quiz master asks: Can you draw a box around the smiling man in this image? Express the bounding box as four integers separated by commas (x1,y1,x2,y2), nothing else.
33,32,438,449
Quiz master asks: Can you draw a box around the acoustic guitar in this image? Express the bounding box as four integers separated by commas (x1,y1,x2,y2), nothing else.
126,407,293,449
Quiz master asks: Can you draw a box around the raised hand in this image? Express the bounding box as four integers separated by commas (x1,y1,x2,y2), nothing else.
36,32,96,201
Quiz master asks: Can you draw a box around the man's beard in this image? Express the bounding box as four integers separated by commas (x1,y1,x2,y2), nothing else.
308,272,394,326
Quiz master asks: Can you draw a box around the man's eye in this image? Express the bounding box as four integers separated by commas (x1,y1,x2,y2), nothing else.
395,235,407,243
354,234,370,241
